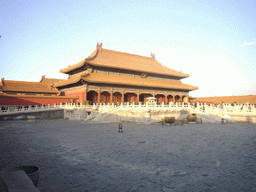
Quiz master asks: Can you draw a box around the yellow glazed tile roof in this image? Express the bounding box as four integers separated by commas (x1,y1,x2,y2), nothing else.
39,76,65,86
190,95,256,104
54,73,198,91
60,44,189,78
0,79,59,94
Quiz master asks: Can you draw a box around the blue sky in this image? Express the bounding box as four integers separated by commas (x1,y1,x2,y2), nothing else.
1,0,255,97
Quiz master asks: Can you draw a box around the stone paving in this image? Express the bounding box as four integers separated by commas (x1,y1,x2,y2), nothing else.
0,119,256,192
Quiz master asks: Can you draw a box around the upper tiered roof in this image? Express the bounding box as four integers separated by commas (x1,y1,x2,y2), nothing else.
60,43,189,78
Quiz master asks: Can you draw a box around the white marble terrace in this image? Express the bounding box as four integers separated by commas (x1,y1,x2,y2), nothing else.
1,102,255,124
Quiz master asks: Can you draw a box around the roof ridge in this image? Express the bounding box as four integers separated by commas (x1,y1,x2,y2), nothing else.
92,42,155,60
5,79,46,83
100,48,154,60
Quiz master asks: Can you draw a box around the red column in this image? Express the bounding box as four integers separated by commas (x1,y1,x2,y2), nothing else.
98,91,100,104
84,90,87,101
137,93,140,103
173,95,175,103
110,92,113,104
122,92,124,103
180,95,183,102
153,93,155,98
80,92,84,103
165,95,168,104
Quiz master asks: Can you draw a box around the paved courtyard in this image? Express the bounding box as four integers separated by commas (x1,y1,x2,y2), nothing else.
0,119,256,191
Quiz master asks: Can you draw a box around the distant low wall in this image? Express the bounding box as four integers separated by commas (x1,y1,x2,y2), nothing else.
0,93,79,106
0,109,64,121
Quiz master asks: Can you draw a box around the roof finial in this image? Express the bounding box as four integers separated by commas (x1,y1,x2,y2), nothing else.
151,53,155,59
97,42,103,50
39,75,45,83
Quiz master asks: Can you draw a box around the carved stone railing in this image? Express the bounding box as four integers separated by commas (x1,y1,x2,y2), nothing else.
1,102,255,116
0,104,60,115
96,102,256,116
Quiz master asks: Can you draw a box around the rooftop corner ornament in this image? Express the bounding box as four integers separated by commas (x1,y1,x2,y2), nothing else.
97,42,103,50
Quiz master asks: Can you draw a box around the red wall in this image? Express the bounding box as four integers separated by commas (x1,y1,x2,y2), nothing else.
0,95,78,106
65,92,84,102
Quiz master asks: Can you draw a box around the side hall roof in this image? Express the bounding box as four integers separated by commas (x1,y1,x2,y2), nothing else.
39,75,65,86
54,73,198,91
60,43,189,78
190,95,256,104
0,79,59,94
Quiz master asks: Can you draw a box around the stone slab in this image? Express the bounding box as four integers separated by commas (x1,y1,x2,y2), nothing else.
0,119,256,191
0,170,39,192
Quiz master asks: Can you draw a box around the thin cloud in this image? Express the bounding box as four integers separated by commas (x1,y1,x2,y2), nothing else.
240,39,256,47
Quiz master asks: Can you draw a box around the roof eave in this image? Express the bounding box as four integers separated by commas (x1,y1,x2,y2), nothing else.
54,77,82,88
87,61,190,78
60,60,87,74
81,77,197,91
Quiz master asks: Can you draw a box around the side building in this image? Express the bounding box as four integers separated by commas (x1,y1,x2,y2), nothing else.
54,43,198,104
190,95,256,105
0,77,78,106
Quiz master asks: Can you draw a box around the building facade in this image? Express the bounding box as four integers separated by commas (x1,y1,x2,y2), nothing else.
54,43,198,104
0,77,78,106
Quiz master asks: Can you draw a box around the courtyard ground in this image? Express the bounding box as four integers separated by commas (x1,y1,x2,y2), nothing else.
0,120,256,191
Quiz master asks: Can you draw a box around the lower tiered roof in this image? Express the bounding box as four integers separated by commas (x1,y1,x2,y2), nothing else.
54,73,198,91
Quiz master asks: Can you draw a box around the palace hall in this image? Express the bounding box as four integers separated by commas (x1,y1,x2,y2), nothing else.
54,43,198,104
